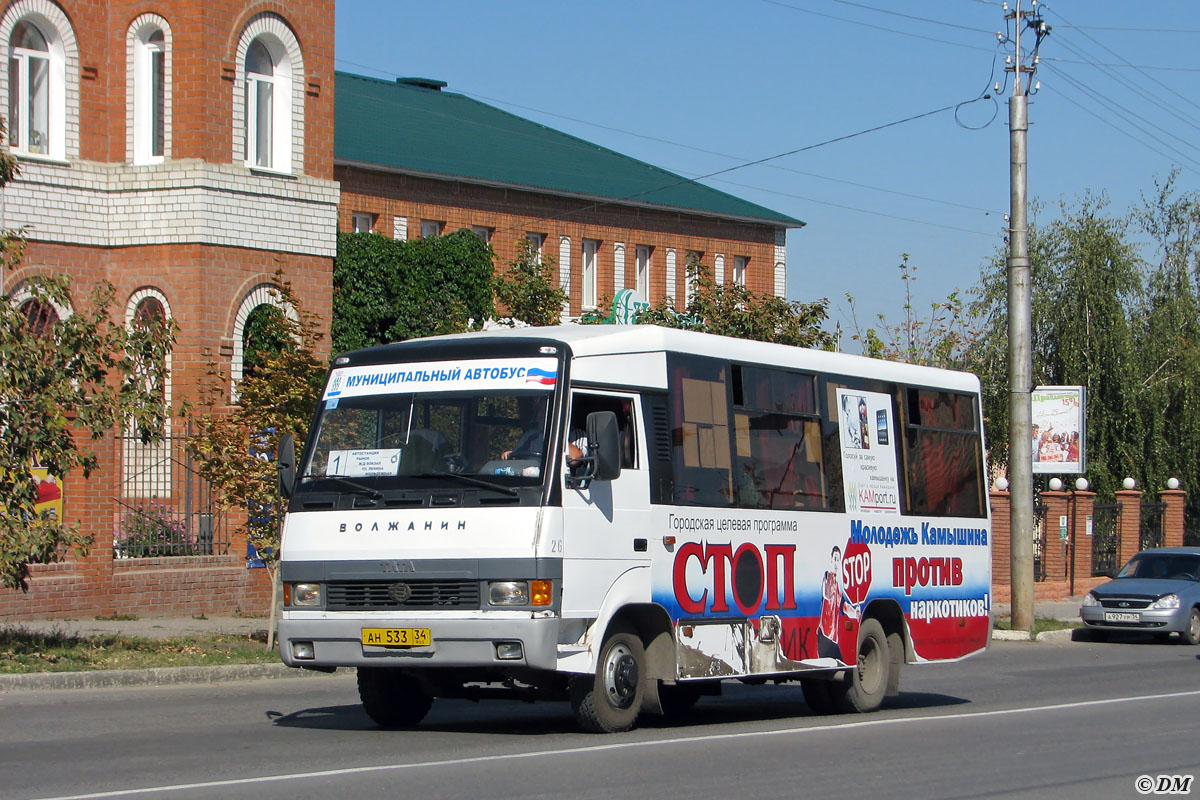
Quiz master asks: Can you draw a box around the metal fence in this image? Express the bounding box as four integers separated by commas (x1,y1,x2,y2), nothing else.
1091,502,1121,576
114,431,229,558
1032,502,1048,581
1140,501,1166,551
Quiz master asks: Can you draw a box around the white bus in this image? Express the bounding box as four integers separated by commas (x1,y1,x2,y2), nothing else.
276,325,991,732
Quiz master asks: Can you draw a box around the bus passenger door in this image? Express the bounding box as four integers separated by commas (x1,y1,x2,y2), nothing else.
560,390,650,617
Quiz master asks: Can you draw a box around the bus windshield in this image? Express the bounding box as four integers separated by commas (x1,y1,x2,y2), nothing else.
301,390,553,489
299,355,562,493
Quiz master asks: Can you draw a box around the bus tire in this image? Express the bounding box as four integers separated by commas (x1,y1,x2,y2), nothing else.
833,618,889,714
801,678,837,715
570,626,644,732
357,667,433,728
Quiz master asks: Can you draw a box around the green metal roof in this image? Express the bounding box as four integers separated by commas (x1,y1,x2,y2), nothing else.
334,72,804,228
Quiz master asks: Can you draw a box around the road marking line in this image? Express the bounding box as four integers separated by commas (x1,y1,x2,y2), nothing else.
31,688,1200,800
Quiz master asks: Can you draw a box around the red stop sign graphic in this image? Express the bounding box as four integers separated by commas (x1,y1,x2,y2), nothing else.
841,540,873,605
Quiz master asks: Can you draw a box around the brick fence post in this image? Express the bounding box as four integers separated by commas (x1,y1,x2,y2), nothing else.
1041,491,1071,581
990,490,1011,590
1160,488,1187,548
1071,490,1096,594
1115,489,1143,564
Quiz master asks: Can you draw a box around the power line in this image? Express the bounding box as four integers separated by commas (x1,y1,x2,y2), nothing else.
477,99,978,242
758,0,995,53
334,58,1004,219
825,0,994,34
1049,35,1200,138
1039,70,1200,178
461,91,1002,216
1044,6,1200,115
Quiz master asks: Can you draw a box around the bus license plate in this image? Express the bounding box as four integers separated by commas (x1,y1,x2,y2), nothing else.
1104,612,1139,623
361,628,431,647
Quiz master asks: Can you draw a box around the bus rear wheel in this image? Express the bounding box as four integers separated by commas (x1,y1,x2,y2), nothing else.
832,618,889,714
570,626,645,733
357,667,433,728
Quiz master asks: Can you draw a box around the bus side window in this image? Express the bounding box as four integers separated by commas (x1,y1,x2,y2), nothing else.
569,394,637,470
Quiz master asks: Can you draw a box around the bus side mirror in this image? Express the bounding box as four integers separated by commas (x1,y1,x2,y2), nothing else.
277,433,296,500
587,410,622,482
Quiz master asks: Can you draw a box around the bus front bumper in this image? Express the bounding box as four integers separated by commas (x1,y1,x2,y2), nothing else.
277,614,561,671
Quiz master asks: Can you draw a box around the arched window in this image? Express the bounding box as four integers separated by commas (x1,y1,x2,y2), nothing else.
129,16,170,164
18,296,57,336
132,295,167,398
234,14,301,174
230,282,296,400
241,302,287,379
2,0,75,162
8,20,50,155
244,39,276,169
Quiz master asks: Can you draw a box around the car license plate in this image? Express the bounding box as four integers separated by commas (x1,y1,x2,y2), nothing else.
1104,612,1140,623
361,627,431,647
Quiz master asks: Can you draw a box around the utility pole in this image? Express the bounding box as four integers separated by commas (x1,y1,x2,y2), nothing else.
1003,0,1049,633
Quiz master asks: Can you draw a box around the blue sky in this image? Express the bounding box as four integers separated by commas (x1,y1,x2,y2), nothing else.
335,0,1200,348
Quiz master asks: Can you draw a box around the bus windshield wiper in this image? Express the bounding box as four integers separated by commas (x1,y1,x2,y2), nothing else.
415,471,520,498
305,475,383,500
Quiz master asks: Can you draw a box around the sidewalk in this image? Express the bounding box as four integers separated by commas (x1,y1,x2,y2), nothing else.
1,615,270,640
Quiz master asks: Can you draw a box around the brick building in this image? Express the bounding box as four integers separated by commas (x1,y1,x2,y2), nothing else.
0,0,801,620
334,72,800,317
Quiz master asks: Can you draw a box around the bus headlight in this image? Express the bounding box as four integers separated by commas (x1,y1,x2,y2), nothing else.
289,583,322,607
489,581,530,606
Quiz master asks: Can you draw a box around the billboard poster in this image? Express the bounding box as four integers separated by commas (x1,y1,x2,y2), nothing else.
836,388,900,514
1032,386,1086,474
32,464,63,520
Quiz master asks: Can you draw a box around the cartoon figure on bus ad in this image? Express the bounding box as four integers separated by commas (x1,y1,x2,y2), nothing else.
817,544,862,662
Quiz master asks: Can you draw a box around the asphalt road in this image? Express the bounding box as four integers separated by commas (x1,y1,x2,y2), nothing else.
3,635,1199,800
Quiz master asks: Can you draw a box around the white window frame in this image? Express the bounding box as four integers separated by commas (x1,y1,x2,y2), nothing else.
582,239,599,310
130,17,170,165
471,225,492,243
2,4,73,162
636,245,651,298
352,212,375,234
733,256,748,287
235,15,302,176
421,220,443,238
526,232,545,263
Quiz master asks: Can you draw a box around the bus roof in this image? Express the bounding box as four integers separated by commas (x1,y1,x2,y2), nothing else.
361,325,981,394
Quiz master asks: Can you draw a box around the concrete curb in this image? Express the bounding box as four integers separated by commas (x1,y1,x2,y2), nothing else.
0,662,348,693
990,627,1081,643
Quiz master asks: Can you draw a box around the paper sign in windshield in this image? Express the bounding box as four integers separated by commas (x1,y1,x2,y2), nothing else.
326,449,402,477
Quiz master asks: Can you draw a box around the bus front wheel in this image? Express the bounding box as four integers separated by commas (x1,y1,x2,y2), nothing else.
832,618,889,714
570,626,645,733
357,667,433,728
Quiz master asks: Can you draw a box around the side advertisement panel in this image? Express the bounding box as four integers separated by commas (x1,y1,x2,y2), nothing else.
650,508,990,679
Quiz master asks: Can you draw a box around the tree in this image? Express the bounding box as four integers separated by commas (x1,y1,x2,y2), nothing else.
0,272,176,590
843,254,982,370
620,256,835,349
185,272,326,636
332,229,494,352
967,193,1143,497
0,109,176,591
1132,174,1200,522
493,238,568,326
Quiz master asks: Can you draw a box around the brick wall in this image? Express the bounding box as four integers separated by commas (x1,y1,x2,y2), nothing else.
0,0,334,619
336,167,789,314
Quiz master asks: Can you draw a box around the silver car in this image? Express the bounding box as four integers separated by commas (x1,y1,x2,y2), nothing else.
1079,547,1200,644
